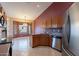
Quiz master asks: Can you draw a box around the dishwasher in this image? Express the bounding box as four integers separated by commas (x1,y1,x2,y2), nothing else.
52,36,62,51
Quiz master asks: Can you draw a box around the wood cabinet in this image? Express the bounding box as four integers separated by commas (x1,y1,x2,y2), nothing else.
42,20,46,29
46,18,52,28
32,34,52,48
40,35,49,46
32,35,40,47
42,20,46,33
56,16,64,27
32,16,63,34
43,16,64,29
51,16,64,28
51,17,57,28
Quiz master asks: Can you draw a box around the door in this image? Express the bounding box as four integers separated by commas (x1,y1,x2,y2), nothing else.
63,13,70,49
63,3,79,55
62,12,74,56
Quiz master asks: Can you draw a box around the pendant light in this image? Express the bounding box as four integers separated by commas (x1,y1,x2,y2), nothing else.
23,16,27,26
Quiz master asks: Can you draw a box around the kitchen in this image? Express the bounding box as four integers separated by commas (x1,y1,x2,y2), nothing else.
0,2,79,56
31,2,72,53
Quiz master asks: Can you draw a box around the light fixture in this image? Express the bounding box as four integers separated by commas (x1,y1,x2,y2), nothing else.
23,23,27,26
23,16,27,26
36,4,40,8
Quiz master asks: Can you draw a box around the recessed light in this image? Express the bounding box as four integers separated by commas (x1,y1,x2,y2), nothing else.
36,4,40,8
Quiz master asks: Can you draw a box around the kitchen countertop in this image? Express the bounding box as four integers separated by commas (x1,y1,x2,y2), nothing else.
32,34,62,38
0,38,12,45
51,35,62,39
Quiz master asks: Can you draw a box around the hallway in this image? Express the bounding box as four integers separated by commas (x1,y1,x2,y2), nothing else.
12,36,61,56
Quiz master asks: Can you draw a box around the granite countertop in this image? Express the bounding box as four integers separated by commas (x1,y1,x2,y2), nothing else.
0,37,12,45
32,33,47,35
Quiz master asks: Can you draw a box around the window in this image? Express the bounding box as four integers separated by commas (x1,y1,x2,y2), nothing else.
19,23,28,34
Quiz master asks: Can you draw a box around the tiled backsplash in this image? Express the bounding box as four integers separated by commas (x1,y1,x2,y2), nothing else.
45,27,62,36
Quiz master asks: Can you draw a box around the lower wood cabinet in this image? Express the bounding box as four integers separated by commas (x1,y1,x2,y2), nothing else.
32,35,40,47
32,34,52,48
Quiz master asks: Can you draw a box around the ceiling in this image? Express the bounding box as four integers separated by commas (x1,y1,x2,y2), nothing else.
0,2,52,21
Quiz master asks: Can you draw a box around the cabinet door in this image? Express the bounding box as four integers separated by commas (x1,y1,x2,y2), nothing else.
32,36,40,48
46,18,52,28
42,20,46,29
51,17,57,28
40,36,48,46
57,16,63,27
47,37,52,47
52,16,64,28
42,20,46,33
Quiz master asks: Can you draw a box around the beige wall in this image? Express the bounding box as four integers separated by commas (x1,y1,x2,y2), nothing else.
7,17,13,38
69,3,79,19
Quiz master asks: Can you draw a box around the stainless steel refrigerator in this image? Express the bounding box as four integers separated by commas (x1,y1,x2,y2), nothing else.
62,3,79,56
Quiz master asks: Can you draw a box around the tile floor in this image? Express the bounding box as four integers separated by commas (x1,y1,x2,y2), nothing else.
12,36,61,56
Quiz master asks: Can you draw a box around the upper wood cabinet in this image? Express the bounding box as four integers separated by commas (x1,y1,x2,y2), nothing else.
51,17,57,28
46,18,52,28
57,16,64,27
42,19,46,29
32,16,64,34
41,16,64,29
51,16,64,28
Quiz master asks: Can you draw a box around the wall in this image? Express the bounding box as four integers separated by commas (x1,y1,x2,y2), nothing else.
7,17,13,38
32,2,73,34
